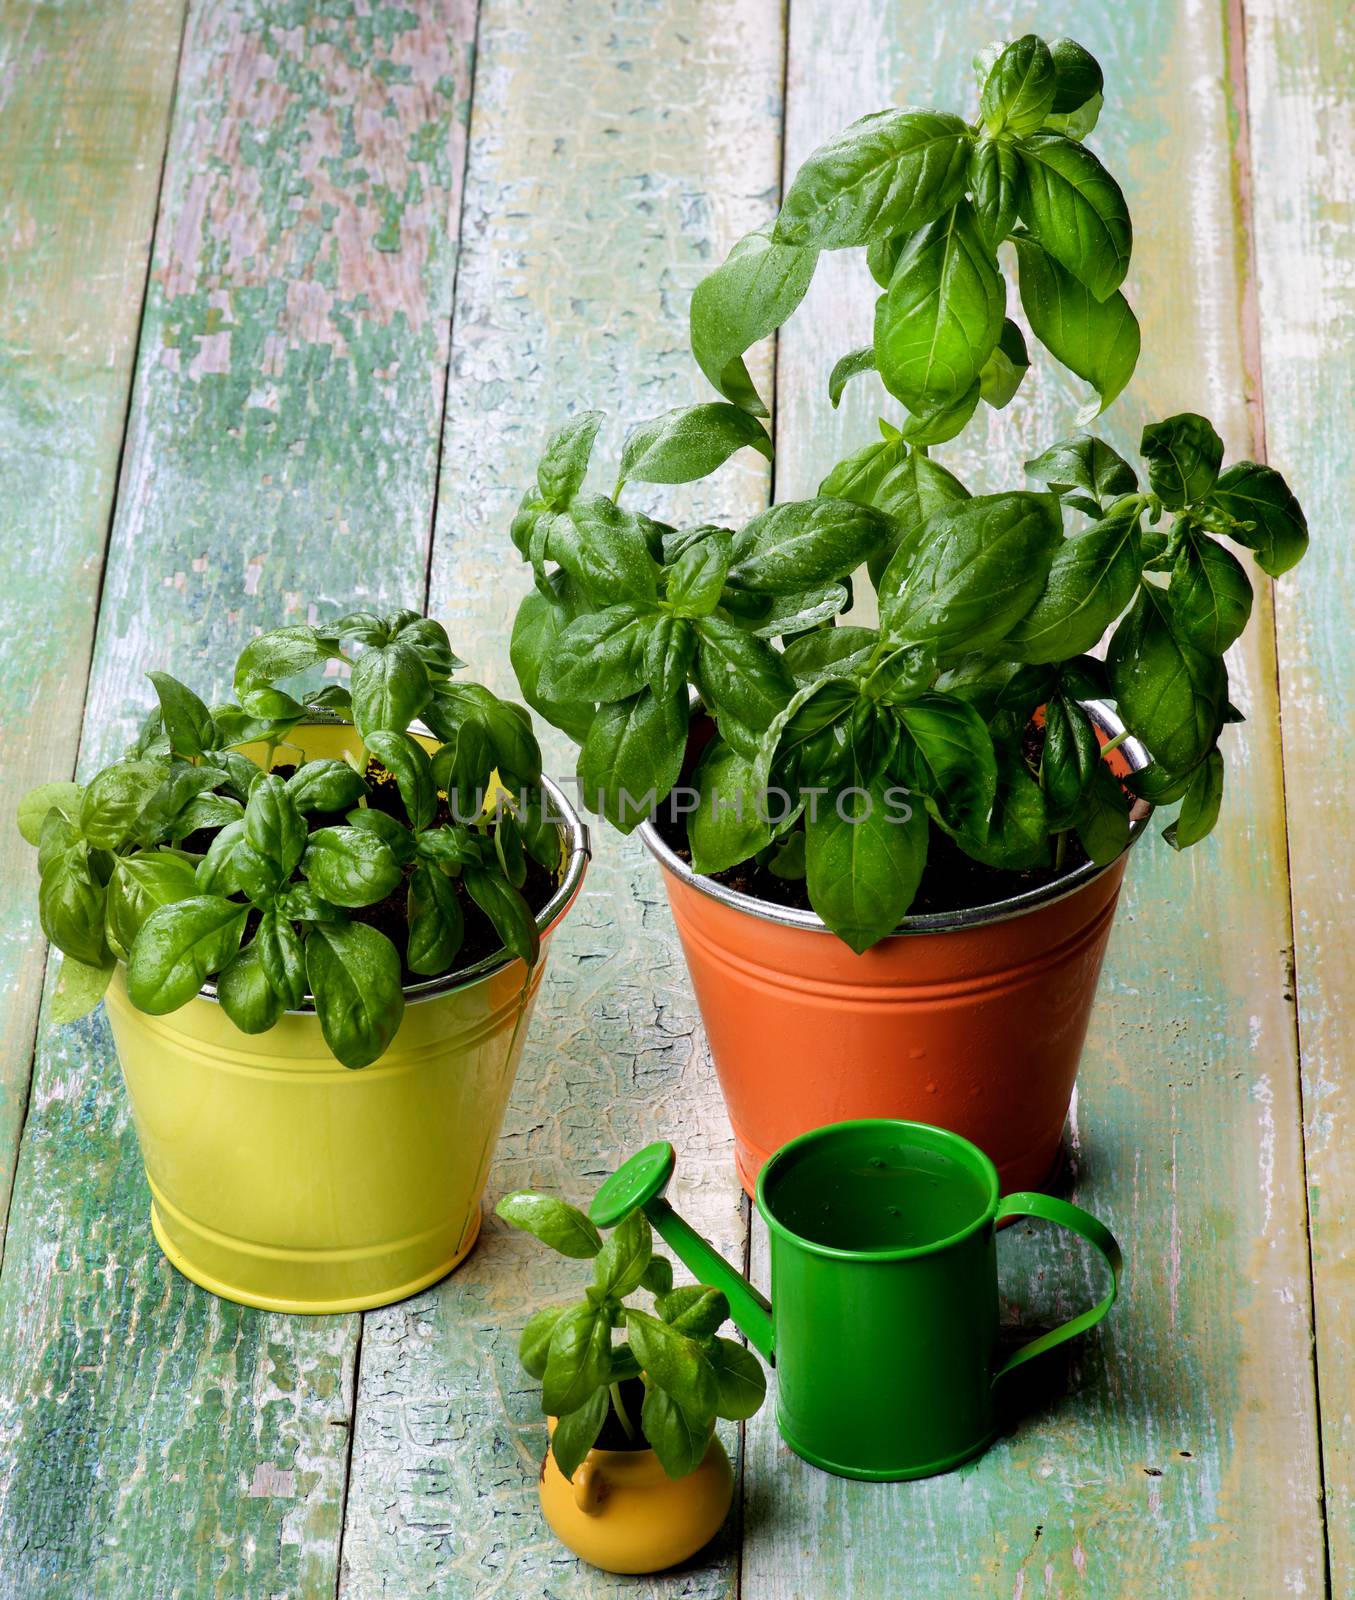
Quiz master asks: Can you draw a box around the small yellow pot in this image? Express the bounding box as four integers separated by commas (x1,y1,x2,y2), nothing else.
103,724,589,1314
539,1417,734,1575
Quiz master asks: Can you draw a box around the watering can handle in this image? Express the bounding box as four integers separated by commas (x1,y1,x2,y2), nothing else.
991,1192,1123,1384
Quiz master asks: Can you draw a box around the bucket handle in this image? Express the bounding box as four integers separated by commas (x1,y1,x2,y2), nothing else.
991,1192,1123,1384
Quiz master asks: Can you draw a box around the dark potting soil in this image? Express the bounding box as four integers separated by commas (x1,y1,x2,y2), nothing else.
653,721,1095,920
592,1377,652,1451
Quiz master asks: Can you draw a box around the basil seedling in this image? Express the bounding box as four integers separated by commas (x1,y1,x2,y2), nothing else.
496,1187,765,1480
18,612,559,1067
502,37,1308,954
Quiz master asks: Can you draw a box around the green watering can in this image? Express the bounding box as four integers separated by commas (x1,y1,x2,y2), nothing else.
591,1119,1122,1481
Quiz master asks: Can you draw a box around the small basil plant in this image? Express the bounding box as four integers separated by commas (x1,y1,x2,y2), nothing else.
496,1191,766,1481
504,33,1308,954
18,611,557,1068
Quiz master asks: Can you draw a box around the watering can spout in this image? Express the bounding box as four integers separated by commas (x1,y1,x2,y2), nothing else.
589,1143,774,1364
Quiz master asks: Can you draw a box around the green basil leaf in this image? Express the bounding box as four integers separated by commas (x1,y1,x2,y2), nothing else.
386,613,461,681
827,346,877,408
969,136,1023,248
171,791,245,840
549,495,662,607
1041,696,1102,827
17,781,83,847
411,820,480,870
39,842,108,967
274,882,342,923
194,819,246,895
217,940,285,1035
1049,37,1103,113
688,737,775,875
748,584,850,640
782,627,880,687
805,759,927,954
620,403,771,486
1024,432,1138,505
948,737,1049,869
106,850,199,960
978,317,1030,410
1074,761,1131,865
934,657,1057,721
127,895,247,1014
543,1302,613,1418
333,612,387,645
551,1388,609,1483
1140,413,1224,508
1204,461,1309,577
239,687,307,722
510,570,596,743
665,532,733,618
762,677,859,786
1017,132,1131,301
1163,747,1224,850
304,920,405,1069
577,688,686,833
657,1286,729,1338
496,1193,603,1258
640,1384,710,1478
234,625,338,696
244,773,307,875
537,411,604,509
1043,91,1102,142
1166,533,1253,654
350,640,430,739
898,379,983,445
874,202,1004,414
1007,495,1144,663
980,34,1057,135
256,904,307,1009
302,827,402,908
593,1208,652,1299
641,1256,674,1297
520,1304,569,1379
539,605,653,705
1107,585,1227,771
897,693,998,835
146,672,217,757
776,109,972,248
285,758,368,814
50,953,116,1024
693,617,794,754
729,498,895,594
820,440,970,587
79,760,169,850
463,863,539,966
625,1309,717,1417
200,748,263,803
709,1337,766,1421
493,808,528,890
690,225,818,415
364,731,437,832
1014,236,1139,420
37,808,81,876
303,684,354,718
406,862,465,976
879,492,1063,657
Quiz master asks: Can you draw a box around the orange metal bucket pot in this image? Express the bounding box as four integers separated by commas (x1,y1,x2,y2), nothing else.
638,702,1149,1197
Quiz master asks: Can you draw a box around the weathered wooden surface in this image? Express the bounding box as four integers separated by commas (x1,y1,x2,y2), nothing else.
743,2,1325,1595
0,0,1343,1593
0,0,184,1240
0,1,475,1593
1245,0,1355,1588
338,2,784,1593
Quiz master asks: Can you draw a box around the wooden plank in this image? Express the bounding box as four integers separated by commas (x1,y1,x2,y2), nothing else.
0,3,477,1594
1243,0,1355,1586
742,3,1325,1594
0,0,185,1237
338,0,786,1592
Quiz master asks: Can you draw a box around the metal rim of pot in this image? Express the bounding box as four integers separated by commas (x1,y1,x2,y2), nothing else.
191,755,590,1012
635,698,1152,938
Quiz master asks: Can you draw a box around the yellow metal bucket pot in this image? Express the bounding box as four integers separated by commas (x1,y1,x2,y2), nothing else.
103,724,590,1314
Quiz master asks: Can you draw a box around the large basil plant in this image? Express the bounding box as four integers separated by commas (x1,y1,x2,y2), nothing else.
507,34,1308,954
20,612,555,1067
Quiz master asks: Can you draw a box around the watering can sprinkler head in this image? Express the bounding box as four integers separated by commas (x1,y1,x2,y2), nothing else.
589,1141,676,1227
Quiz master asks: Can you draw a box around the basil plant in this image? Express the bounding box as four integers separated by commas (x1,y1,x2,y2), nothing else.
496,1189,765,1480
19,611,557,1068
505,34,1308,954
